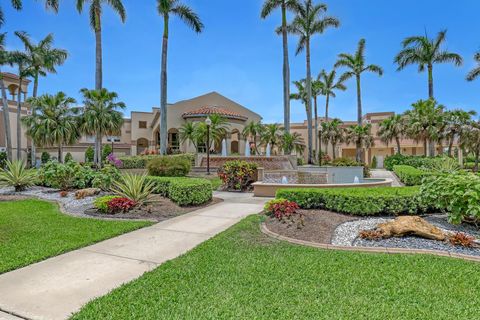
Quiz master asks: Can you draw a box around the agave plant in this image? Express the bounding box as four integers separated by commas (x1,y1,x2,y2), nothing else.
0,160,37,192
111,174,155,205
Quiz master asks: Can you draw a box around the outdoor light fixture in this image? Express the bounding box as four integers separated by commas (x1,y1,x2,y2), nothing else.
205,117,212,175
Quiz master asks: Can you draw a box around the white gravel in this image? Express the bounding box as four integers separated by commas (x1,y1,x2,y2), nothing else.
331,218,392,246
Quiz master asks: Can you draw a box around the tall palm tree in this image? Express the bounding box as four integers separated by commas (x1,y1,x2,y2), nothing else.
395,30,462,99
377,114,405,155
158,0,204,155
261,0,300,134
22,92,80,163
311,78,322,158
322,118,344,159
404,99,444,157
76,0,126,90
0,33,13,160
284,0,339,164
179,121,199,152
345,124,374,163
443,109,476,156
261,123,282,152
467,52,480,82
15,31,67,164
335,39,383,161
79,88,125,167
242,121,263,155
280,130,305,155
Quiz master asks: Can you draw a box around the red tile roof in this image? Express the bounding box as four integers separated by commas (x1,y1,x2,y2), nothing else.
182,106,248,121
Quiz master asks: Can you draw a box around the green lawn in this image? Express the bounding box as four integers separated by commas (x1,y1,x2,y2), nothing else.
0,199,151,274
72,215,480,319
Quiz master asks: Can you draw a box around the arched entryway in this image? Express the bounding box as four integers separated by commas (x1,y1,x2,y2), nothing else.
230,129,240,154
168,128,180,154
137,138,149,155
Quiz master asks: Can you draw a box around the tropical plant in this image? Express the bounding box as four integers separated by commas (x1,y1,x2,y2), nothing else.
85,146,94,162
111,173,155,205
194,114,229,152
321,118,344,159
335,39,382,161
79,88,125,167
442,109,476,156
467,52,480,82
218,160,258,191
345,124,374,162
242,121,264,155
158,0,204,155
280,130,305,155
284,0,339,164
0,160,37,192
179,121,199,151
261,123,282,152
22,92,80,162
403,99,444,157
460,120,480,172
261,0,301,134
317,69,347,124
395,30,463,99
377,114,405,155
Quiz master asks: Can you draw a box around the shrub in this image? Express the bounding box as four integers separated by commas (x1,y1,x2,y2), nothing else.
107,197,137,214
384,154,450,171
393,165,434,186
119,154,195,169
371,156,377,169
91,165,121,190
218,160,257,191
102,145,112,162
111,174,155,205
146,176,213,206
276,187,423,216
106,153,123,168
264,198,300,220
0,151,7,169
297,157,304,166
41,151,51,164
0,160,37,192
419,173,480,225
64,152,74,163
85,146,94,163
147,156,191,177
39,161,77,190
448,232,476,247
95,195,121,213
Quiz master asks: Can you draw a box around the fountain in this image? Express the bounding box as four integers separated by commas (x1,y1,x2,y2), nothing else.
221,139,227,157
245,140,251,157
281,176,288,184
354,176,360,184
266,143,271,157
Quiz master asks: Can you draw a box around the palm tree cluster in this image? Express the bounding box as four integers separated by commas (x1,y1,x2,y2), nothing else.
179,114,229,153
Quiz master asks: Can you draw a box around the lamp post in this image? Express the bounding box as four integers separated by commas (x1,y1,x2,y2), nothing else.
205,117,212,175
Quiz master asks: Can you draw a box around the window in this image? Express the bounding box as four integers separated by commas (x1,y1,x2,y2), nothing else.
107,136,121,143
139,121,147,129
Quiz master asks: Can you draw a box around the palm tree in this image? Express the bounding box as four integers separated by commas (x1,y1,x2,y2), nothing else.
0,33,13,160
311,78,323,159
345,124,374,163
322,118,344,159
242,121,263,155
377,114,405,155
158,0,204,155
404,99,444,157
76,0,126,90
179,121,199,151
280,130,305,155
284,0,339,164
22,92,80,162
467,52,480,82
194,114,229,152
261,0,300,134
443,109,476,156
335,39,383,161
79,88,125,167
460,120,480,172
261,123,282,153
395,30,462,99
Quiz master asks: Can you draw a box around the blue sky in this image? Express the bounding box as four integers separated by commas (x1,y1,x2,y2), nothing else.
2,0,480,123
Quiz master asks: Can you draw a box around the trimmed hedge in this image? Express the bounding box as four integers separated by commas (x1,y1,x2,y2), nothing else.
146,176,212,206
147,156,191,177
393,165,434,186
119,154,194,169
385,154,448,171
276,186,423,216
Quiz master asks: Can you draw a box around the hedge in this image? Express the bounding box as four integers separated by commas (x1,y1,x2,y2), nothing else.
276,186,423,216
119,154,195,169
146,176,212,206
393,165,434,186
385,154,448,171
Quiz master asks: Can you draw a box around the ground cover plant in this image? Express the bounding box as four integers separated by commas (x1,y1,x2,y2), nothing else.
72,215,480,319
0,199,151,274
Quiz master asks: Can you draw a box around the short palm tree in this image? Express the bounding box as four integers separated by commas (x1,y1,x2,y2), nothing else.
158,0,204,155
322,118,344,159
280,130,305,155
443,109,476,156
345,124,374,163
284,0,339,164
467,52,480,82
377,114,405,155
194,114,229,152
395,30,462,99
76,0,126,90
22,92,80,163
335,38,382,161
79,88,125,167
179,121,199,151
242,121,264,155
0,33,13,160
261,0,300,133
261,123,282,153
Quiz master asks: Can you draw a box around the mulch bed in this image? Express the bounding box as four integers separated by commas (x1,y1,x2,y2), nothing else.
84,195,223,222
265,210,359,244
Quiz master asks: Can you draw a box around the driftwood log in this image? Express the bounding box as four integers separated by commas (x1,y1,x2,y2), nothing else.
75,188,101,200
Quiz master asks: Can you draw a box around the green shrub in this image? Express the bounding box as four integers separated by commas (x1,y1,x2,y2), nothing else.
276,187,423,216
393,165,434,186
102,145,112,162
94,195,121,213
0,151,7,169
420,173,480,225
85,146,94,163
92,165,121,190
39,161,78,190
111,174,155,205
371,156,377,169
0,160,37,192
146,156,191,177
119,154,195,169
41,152,50,164
385,154,451,171
64,152,74,163
146,176,213,206
218,160,258,191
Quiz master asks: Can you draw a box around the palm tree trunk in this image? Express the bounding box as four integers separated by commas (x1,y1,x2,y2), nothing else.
423,139,428,157
429,140,435,157
95,20,103,90
475,149,479,173
332,142,336,160
58,143,63,163
428,64,433,99
395,137,401,155
314,95,318,162
159,15,169,156
448,138,454,157
356,74,362,162
281,2,290,134
305,40,313,164
0,70,13,161
31,73,39,167
16,83,22,160
324,93,330,154
96,132,102,168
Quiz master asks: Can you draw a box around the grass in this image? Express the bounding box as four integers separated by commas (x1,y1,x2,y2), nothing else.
72,215,480,319
0,199,151,274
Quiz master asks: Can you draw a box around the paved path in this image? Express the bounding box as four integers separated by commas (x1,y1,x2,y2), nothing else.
370,169,403,187
0,192,268,320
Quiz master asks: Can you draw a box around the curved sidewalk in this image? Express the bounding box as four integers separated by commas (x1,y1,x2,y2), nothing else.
0,192,268,320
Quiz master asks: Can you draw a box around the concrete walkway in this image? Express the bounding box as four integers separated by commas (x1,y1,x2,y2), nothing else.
0,192,268,320
370,169,403,187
